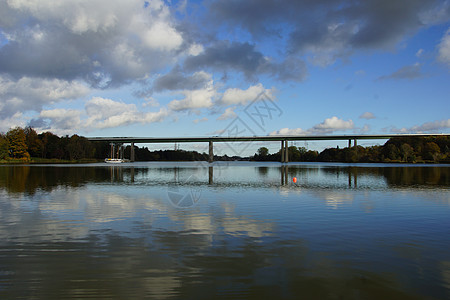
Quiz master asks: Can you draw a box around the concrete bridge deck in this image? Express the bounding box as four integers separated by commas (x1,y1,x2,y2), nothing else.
87,133,449,163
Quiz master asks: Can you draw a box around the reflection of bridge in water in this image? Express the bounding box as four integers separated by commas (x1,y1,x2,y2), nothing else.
109,164,362,188
88,134,449,163
1,163,447,195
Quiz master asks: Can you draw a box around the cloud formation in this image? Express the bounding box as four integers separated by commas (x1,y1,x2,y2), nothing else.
0,0,449,135
0,75,89,120
183,41,308,82
168,81,216,112
29,97,168,134
220,84,275,106
377,63,424,81
360,112,376,120
389,119,450,133
206,0,450,65
152,70,212,93
0,0,184,87
217,107,237,121
437,27,450,67
270,116,355,136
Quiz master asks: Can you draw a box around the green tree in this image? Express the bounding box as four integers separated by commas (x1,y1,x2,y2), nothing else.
6,127,30,160
303,150,319,161
257,147,269,157
66,135,86,160
400,143,415,162
286,146,303,161
423,142,441,162
39,132,61,159
383,144,400,161
25,127,44,157
0,134,10,160
343,147,359,163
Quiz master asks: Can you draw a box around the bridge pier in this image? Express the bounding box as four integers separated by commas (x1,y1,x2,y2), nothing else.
284,140,289,163
209,166,213,184
281,140,289,163
209,141,213,163
130,142,135,162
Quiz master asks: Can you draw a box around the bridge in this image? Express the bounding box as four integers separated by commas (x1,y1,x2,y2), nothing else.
87,133,449,163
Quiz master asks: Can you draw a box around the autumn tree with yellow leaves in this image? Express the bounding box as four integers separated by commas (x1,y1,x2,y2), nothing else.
6,127,30,161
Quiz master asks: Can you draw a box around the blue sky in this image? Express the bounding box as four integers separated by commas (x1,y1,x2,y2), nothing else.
0,0,449,155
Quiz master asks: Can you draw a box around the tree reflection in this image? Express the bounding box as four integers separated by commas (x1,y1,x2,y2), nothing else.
0,166,143,194
0,164,448,195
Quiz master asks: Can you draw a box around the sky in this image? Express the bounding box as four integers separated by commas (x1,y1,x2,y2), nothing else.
0,0,449,155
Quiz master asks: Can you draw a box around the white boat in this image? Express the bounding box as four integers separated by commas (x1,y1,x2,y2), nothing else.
105,143,131,163
105,158,124,163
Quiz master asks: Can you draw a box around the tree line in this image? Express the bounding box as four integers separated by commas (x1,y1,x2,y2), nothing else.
252,136,450,163
0,127,102,162
1,126,449,163
0,127,222,162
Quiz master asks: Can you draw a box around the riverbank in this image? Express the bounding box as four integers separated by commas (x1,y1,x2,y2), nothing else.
0,158,100,164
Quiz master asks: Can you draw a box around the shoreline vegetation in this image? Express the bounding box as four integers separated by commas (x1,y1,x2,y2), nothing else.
1,127,449,164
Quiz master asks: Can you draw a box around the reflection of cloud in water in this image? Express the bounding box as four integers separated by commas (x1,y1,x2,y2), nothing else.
222,217,274,238
0,184,278,245
170,213,214,236
313,190,354,209
219,202,275,238
0,186,171,243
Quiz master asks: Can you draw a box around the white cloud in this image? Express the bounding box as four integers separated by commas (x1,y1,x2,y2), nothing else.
0,112,24,132
359,112,375,120
188,43,204,56
85,97,135,123
144,22,182,51
39,108,82,131
142,97,160,108
7,0,124,34
270,116,354,136
416,48,424,57
140,108,169,124
0,75,89,118
389,119,450,133
29,97,169,134
168,81,216,111
193,117,208,124
270,127,307,136
220,83,275,106
359,124,371,133
437,28,450,67
377,63,424,81
85,97,168,129
312,116,354,132
217,107,237,120
1,0,185,87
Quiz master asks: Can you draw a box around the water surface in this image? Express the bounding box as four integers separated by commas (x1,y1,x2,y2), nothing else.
0,162,449,299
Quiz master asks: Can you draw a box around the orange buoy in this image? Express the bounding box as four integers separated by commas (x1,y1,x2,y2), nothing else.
293,177,297,183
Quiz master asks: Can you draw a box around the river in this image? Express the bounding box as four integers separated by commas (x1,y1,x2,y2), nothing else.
0,162,449,299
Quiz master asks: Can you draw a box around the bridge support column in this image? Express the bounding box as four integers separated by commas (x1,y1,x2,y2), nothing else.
209,141,213,163
130,142,135,162
281,141,285,163
354,139,357,148
348,139,351,148
209,166,213,184
284,140,289,163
